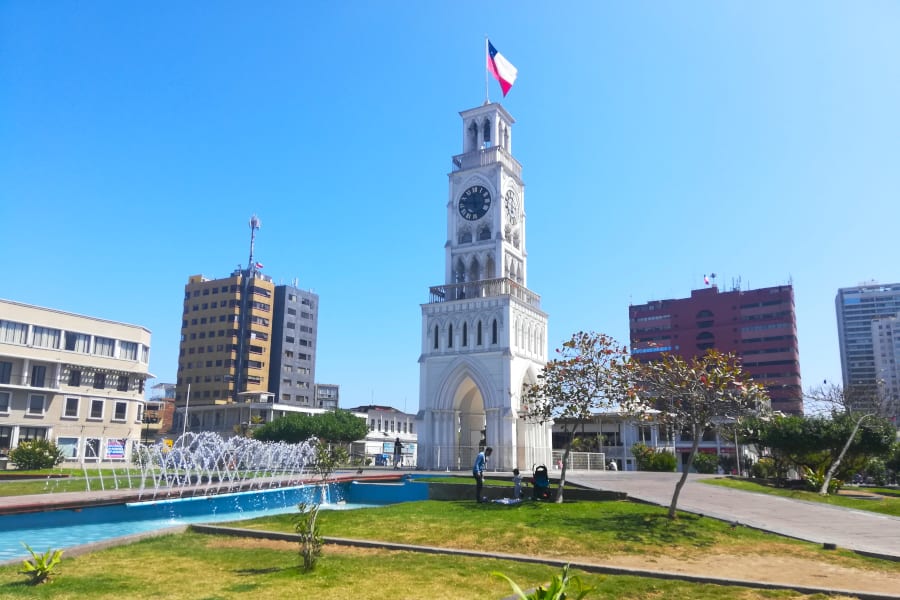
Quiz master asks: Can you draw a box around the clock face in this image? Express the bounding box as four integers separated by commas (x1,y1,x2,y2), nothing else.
505,189,520,224
458,185,492,221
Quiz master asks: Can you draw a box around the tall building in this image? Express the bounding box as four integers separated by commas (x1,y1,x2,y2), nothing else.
629,283,803,415
174,217,322,436
0,299,151,464
836,282,900,418
417,102,552,472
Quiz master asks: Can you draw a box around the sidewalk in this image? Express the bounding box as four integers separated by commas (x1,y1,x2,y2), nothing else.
567,471,900,560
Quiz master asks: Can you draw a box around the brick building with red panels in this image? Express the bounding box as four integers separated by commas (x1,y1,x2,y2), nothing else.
629,284,803,415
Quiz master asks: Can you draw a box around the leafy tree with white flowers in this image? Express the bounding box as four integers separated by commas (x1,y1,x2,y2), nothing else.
622,350,769,519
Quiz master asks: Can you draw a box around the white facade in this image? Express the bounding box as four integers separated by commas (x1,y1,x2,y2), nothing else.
871,316,900,424
0,299,152,465
417,103,552,472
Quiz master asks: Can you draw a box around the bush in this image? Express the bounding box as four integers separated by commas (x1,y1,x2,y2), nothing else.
9,439,65,470
647,450,677,472
750,457,775,479
691,452,718,474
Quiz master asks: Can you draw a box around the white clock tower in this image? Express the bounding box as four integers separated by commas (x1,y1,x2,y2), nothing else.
417,102,552,472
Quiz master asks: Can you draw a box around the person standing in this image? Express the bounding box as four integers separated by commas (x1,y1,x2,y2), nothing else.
393,437,403,469
472,446,493,502
512,468,522,500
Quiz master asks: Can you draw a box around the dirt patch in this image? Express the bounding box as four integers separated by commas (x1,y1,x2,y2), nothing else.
205,537,898,596
592,552,899,596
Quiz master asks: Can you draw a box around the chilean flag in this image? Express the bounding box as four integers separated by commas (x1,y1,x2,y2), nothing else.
487,40,518,97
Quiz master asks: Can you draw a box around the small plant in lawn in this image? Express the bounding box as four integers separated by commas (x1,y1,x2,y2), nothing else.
20,543,63,584
294,502,322,572
493,564,595,600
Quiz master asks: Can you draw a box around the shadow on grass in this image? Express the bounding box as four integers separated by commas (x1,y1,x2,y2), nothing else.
235,566,287,575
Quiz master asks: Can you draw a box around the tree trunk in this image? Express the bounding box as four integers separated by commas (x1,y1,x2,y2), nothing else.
820,413,872,495
668,425,700,519
555,428,575,504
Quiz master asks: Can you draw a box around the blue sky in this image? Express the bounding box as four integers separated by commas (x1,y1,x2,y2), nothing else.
2,2,899,412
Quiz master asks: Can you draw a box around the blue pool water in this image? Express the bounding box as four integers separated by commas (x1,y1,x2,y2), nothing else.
0,478,430,563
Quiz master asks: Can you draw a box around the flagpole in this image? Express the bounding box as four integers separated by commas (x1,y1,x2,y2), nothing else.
484,36,490,104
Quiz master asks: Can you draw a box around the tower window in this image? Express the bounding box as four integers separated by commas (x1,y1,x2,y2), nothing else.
492,320,498,344
448,324,453,348
478,226,491,241
433,325,439,349
477,321,483,345
462,322,468,347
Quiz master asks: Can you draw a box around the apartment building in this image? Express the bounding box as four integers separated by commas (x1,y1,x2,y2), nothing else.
630,283,802,415
0,299,152,465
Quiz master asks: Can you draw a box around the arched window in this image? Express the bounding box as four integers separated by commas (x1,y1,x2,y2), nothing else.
462,322,468,347
468,121,478,150
448,324,453,348
468,257,481,283
433,325,439,350
454,258,466,283
477,321,483,345
696,331,715,351
485,255,496,279
492,319,498,344
458,230,472,244
478,226,491,241
482,119,491,145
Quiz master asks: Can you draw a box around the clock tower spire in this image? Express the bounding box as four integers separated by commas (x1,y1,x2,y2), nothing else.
417,102,551,473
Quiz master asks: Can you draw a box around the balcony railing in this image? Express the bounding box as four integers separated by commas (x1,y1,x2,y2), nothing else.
451,146,522,179
427,277,541,309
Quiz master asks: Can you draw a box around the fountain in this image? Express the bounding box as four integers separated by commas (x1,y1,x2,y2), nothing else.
133,432,319,500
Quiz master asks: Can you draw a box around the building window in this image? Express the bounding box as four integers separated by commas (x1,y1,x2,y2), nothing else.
448,324,453,348
0,362,11,384
94,336,115,357
0,391,10,413
285,336,295,344
0,320,28,344
57,437,79,459
119,341,138,360
18,427,47,442
433,326,439,349
477,321,482,345
84,438,101,459
69,369,82,387
114,402,127,421
492,320,498,344
64,397,79,418
462,322,468,347
64,331,91,353
31,365,46,388
117,375,129,392
32,326,61,349
27,394,45,415
94,373,106,389
90,399,104,420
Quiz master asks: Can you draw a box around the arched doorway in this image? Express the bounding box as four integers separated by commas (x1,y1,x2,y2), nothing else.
452,375,485,472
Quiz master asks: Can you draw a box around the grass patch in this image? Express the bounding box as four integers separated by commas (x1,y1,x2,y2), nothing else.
229,499,899,574
701,478,900,517
0,532,837,599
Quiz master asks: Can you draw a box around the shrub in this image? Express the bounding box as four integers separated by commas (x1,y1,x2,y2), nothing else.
691,452,718,474
20,544,63,585
493,564,595,599
647,450,677,472
9,439,65,470
750,457,775,479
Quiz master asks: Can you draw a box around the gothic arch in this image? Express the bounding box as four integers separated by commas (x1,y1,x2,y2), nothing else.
468,256,481,282
485,254,496,279
435,358,496,412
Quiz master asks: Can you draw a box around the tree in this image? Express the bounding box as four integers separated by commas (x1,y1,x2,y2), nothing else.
253,410,367,445
522,331,628,503
622,350,769,519
805,383,896,494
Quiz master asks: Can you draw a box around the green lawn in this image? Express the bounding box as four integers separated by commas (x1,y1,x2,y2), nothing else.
701,477,900,517
0,531,848,599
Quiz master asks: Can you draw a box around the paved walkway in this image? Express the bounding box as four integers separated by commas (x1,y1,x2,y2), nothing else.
566,471,900,559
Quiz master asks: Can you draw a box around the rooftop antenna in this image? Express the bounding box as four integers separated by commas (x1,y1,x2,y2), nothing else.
247,214,260,273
